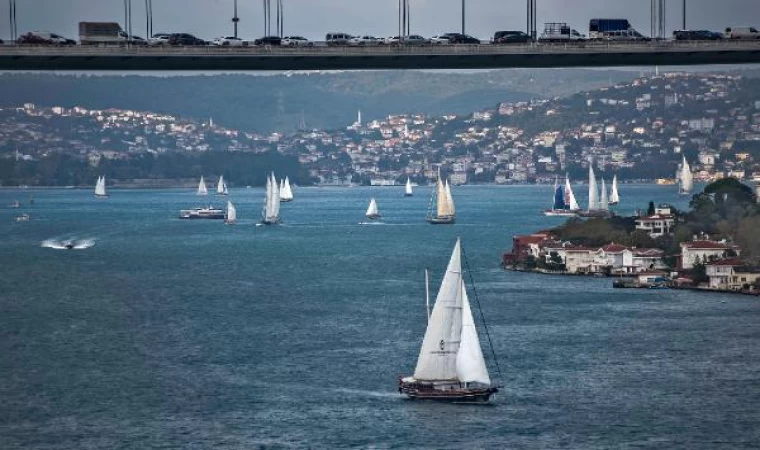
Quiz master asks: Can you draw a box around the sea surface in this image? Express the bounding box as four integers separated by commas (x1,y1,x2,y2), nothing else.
1,184,759,449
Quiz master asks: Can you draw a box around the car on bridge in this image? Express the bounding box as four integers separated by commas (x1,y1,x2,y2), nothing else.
539,23,586,42
725,27,760,40
212,36,247,47
282,36,313,47
673,30,723,41
254,36,282,46
148,33,171,46
384,35,428,46
349,36,381,46
492,30,531,44
17,31,76,46
168,33,207,46
326,32,353,46
439,33,481,44
429,35,452,45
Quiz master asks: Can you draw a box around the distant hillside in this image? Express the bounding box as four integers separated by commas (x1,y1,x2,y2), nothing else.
0,69,637,133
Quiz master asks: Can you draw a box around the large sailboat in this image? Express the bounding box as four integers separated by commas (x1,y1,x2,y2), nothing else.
543,176,577,217
578,166,611,218
678,156,694,196
404,178,413,197
217,176,228,196
365,197,381,220
398,239,500,403
280,176,294,202
197,176,208,196
599,179,610,211
609,174,620,205
94,175,108,198
225,201,237,225
261,172,281,225
427,170,456,224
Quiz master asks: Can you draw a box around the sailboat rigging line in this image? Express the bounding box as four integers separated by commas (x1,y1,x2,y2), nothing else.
461,244,504,386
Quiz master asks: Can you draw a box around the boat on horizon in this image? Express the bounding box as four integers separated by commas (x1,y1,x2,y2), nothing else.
15,213,30,222
404,178,413,197
216,176,228,196
197,176,208,196
179,205,225,219
261,172,282,225
224,201,237,225
365,197,381,220
94,175,108,198
280,176,294,202
427,169,455,225
398,239,501,403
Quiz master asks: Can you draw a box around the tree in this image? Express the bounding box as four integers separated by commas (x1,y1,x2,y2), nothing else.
647,201,655,216
691,262,708,284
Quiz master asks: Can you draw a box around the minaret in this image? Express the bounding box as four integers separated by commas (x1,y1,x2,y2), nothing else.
357,109,362,126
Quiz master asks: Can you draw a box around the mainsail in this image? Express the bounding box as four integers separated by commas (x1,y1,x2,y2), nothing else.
280,177,294,201
600,179,609,211
366,198,379,218
413,239,490,386
588,166,599,210
262,172,281,223
435,178,451,217
552,180,567,210
197,176,208,196
94,176,107,197
217,176,227,195
225,201,237,224
405,178,413,196
445,181,456,216
680,156,694,194
610,174,620,204
565,175,580,211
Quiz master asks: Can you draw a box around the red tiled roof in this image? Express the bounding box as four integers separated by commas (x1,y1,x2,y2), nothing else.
633,248,664,257
601,244,628,253
706,258,745,266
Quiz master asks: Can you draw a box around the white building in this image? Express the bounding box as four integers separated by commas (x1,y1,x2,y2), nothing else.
680,239,739,270
635,214,676,237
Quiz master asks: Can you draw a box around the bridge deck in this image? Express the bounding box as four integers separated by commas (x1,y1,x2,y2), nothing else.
1,41,759,71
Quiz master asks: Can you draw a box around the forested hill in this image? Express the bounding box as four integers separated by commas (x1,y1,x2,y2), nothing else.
0,69,636,133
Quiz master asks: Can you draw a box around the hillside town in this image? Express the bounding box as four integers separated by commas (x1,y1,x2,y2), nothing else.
3,72,760,186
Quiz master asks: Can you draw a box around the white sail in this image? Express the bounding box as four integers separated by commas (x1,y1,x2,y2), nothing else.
265,172,281,221
405,178,413,196
95,176,107,197
610,174,620,204
588,166,599,210
456,284,491,385
436,178,450,217
366,198,379,217
680,156,693,193
414,239,464,381
197,176,208,196
600,178,609,211
565,175,580,211
445,180,456,216
217,176,225,195
225,201,237,223
280,176,294,201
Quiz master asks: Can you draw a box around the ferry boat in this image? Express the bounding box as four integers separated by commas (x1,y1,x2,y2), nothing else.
179,205,225,219
656,178,677,185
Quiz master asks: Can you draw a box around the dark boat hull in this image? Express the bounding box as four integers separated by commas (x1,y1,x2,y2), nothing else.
366,214,382,220
400,385,498,403
427,216,455,225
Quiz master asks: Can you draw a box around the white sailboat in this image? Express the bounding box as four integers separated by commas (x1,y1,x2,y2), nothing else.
217,176,228,196
609,174,620,205
544,176,577,216
404,178,413,197
600,179,609,211
225,201,237,225
398,239,500,403
679,156,694,195
280,176,294,202
427,170,455,224
587,166,599,211
197,176,208,196
565,175,580,212
261,172,281,225
365,197,381,220
445,181,456,217
94,175,108,198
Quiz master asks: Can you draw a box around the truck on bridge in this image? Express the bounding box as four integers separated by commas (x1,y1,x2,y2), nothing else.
589,19,648,41
79,22,143,45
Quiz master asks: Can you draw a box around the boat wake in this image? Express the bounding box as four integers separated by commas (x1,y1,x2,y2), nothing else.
330,387,398,399
41,238,96,250
358,221,386,226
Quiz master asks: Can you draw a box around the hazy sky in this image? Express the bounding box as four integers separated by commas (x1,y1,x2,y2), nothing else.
3,0,759,41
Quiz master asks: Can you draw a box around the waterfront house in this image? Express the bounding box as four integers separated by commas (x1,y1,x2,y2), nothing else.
706,258,760,290
635,213,676,238
679,239,740,270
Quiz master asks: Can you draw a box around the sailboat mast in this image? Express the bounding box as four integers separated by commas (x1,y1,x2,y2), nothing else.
425,268,431,322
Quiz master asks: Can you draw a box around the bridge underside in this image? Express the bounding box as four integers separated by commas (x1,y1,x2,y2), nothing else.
1,48,759,71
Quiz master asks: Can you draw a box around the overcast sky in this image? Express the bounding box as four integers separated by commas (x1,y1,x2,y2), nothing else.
3,0,759,40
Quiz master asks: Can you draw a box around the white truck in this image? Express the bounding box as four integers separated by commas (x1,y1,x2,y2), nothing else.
79,22,144,45
538,23,585,42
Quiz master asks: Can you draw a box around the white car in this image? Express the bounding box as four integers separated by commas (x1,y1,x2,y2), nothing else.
282,36,313,47
212,36,246,47
348,35,381,46
148,33,171,46
725,27,760,39
429,35,452,45
384,34,428,46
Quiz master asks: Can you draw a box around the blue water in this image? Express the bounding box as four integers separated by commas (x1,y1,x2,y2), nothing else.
1,184,759,449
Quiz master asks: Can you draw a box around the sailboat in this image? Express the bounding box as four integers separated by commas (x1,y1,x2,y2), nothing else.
578,166,611,218
679,156,694,195
565,175,580,213
261,172,281,225
217,176,228,196
543,176,577,216
587,166,599,211
365,197,381,220
609,174,620,205
404,178,413,197
599,179,609,211
224,201,237,225
197,176,208,196
398,239,500,403
280,176,294,202
94,175,108,198
427,169,456,224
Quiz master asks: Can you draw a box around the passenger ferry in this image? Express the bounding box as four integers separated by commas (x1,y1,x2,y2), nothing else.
179,205,225,220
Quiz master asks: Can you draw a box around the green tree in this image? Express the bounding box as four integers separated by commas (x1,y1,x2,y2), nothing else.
647,201,655,216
